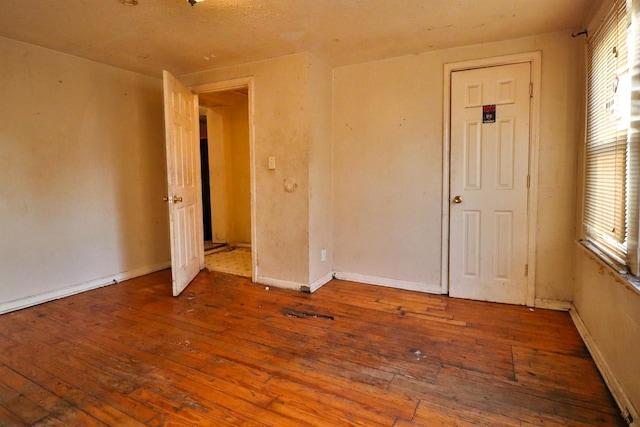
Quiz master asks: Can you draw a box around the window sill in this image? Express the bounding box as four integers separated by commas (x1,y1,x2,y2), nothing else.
577,240,640,295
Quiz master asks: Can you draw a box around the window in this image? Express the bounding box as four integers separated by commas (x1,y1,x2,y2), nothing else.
584,0,632,271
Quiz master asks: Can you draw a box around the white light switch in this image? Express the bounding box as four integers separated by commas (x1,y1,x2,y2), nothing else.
268,156,276,170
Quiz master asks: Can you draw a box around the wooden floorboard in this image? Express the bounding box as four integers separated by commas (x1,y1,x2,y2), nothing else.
0,269,626,426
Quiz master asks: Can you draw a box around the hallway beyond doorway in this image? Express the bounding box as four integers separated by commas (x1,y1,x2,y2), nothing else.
204,246,251,277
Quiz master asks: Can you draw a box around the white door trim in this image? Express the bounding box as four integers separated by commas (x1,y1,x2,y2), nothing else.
191,77,253,94
190,77,258,282
441,52,541,306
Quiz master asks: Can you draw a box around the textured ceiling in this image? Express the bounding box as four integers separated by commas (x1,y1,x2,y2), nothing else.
0,0,598,77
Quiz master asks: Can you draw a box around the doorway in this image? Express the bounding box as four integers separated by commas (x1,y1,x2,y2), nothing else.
442,53,541,307
193,79,256,280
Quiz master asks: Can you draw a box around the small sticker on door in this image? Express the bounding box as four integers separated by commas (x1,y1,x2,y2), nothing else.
483,105,496,123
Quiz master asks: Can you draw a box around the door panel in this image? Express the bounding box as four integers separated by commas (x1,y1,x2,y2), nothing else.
163,70,204,296
464,121,481,189
449,63,530,305
462,210,480,277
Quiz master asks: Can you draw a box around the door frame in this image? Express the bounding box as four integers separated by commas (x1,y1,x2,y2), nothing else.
190,77,257,282
441,52,541,306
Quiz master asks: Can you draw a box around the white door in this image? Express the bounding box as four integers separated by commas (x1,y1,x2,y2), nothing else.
163,70,204,296
449,63,531,305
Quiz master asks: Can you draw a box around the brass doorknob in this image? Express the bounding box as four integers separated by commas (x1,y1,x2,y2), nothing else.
452,195,463,204
162,195,183,203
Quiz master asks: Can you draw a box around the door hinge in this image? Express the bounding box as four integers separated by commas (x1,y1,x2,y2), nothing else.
524,264,529,276
529,82,534,98
526,175,530,188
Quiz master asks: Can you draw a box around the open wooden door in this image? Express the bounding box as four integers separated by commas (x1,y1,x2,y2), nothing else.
163,70,204,296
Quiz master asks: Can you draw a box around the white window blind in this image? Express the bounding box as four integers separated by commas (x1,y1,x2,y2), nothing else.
584,0,630,265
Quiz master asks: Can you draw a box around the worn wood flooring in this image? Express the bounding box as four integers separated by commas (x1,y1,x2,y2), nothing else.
0,269,625,426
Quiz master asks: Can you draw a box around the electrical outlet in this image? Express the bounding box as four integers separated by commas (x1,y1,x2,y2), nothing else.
268,156,276,170
321,249,327,262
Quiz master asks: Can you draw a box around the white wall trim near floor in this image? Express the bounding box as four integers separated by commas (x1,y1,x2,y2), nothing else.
0,261,171,315
255,276,308,291
333,272,442,294
309,272,334,293
570,304,638,426
534,298,571,311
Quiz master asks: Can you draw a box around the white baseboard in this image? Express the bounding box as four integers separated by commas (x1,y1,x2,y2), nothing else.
309,272,334,293
0,261,171,315
333,271,442,294
255,275,306,291
534,298,571,311
254,272,331,293
255,271,439,295
570,304,638,426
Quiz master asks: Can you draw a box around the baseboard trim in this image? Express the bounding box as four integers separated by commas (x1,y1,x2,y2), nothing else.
534,298,571,311
309,272,334,293
333,272,442,294
570,304,638,426
0,261,171,315
253,272,330,293
255,276,306,291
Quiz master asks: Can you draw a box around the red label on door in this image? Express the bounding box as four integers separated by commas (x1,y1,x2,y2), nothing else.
483,105,496,123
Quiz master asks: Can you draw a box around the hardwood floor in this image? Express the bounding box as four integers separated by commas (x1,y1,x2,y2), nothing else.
0,270,625,426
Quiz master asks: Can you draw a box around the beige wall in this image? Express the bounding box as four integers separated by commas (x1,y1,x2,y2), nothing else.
332,53,443,289
182,53,332,287
573,248,640,419
207,100,251,245
0,36,169,312
228,98,251,245
207,108,229,243
570,0,640,419
332,31,584,300
307,55,334,286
